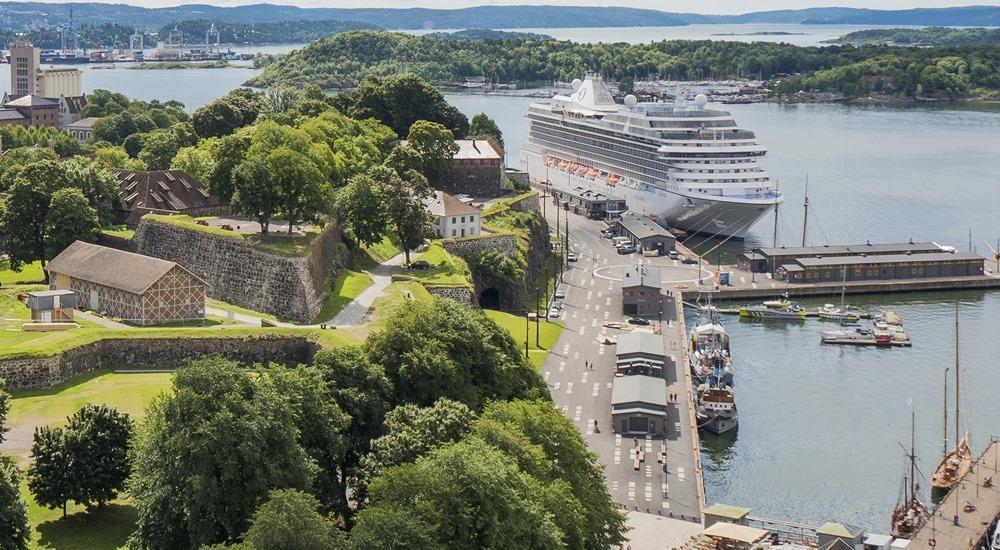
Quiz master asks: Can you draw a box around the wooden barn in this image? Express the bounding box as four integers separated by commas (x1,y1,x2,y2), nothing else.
46,241,206,326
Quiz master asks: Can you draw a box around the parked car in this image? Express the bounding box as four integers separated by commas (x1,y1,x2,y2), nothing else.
627,317,651,326
549,308,562,318
567,252,578,262
668,250,680,260
409,260,431,270
682,256,699,265
554,287,566,299
617,245,636,255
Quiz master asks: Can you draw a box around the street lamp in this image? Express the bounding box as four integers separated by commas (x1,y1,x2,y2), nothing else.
535,285,540,347
525,308,530,359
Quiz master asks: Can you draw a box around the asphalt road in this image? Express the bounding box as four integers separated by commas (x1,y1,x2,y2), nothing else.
540,199,708,527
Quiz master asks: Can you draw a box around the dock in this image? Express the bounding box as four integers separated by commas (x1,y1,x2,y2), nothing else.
820,337,912,347
908,440,1000,550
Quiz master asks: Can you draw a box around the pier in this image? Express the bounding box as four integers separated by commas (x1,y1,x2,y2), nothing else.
909,440,1000,549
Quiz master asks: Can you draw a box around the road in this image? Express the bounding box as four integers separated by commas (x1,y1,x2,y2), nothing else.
539,197,709,541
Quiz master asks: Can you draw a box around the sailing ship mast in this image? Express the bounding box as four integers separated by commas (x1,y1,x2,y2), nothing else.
954,302,960,452
942,367,949,457
801,176,809,247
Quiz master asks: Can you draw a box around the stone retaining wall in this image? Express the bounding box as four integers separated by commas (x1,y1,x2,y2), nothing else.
0,336,317,391
425,286,475,307
441,234,519,259
134,219,345,322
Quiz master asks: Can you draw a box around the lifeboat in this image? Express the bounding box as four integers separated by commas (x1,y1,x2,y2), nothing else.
608,175,621,185
559,160,569,169
576,165,589,175
568,163,579,171
588,168,599,177
545,157,556,167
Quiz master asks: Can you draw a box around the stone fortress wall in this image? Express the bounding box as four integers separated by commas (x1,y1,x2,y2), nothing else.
133,219,345,323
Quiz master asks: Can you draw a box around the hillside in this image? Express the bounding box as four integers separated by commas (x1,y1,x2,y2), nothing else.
827,27,1000,46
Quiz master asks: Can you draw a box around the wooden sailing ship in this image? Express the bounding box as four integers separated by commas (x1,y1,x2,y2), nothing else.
891,407,928,538
931,304,973,494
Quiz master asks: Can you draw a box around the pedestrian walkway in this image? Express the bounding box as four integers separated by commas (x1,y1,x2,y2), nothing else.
75,310,131,329
328,251,407,326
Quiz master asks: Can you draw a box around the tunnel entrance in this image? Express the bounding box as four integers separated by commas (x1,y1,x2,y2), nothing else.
478,288,500,309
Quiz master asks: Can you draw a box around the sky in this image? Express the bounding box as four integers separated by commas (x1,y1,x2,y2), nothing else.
27,0,997,13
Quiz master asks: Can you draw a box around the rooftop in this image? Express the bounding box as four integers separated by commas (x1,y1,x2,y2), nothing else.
616,332,664,358
114,169,221,223
702,521,770,544
623,265,661,289
454,139,503,160
424,190,480,217
67,116,100,129
618,212,674,241
793,251,983,268
756,242,941,258
5,94,57,108
611,375,667,407
0,109,26,121
816,522,863,538
704,503,752,520
46,241,204,295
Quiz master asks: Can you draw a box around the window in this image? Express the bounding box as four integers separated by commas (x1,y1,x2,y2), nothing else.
451,229,456,236
470,215,475,222
461,216,465,223
451,217,456,224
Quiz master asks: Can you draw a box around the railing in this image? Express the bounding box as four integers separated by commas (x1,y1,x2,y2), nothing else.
744,515,820,546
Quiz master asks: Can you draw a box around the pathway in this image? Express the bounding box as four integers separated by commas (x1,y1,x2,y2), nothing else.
75,310,131,329
327,251,407,326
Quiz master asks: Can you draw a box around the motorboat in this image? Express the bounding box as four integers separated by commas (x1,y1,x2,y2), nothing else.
696,381,738,435
689,322,733,385
739,304,806,320
817,303,860,322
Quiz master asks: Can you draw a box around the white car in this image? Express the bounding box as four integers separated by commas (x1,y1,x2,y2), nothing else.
549,309,562,318
554,288,566,299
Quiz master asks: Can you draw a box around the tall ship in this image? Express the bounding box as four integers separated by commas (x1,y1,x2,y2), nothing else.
696,378,738,435
689,320,733,386
522,74,783,238
931,304,973,497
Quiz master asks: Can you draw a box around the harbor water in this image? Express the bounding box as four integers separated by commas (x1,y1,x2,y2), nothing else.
443,91,1000,530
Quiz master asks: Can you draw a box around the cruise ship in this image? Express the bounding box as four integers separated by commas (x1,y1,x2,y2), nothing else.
521,75,783,238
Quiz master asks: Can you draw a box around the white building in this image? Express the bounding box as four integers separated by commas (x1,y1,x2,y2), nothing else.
66,117,100,142
424,190,482,239
36,69,82,98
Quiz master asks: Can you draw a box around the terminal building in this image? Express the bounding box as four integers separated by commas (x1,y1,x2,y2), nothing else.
622,265,662,316
737,241,946,276
611,375,667,436
613,212,676,255
615,332,665,377
550,185,627,220
779,252,985,284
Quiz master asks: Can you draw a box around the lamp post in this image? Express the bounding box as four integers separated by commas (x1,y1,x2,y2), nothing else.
535,285,540,347
525,308,529,359
545,263,551,323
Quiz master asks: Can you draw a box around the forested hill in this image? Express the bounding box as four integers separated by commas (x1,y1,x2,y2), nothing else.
828,27,1000,47
4,2,1000,31
249,30,1000,101
158,20,378,45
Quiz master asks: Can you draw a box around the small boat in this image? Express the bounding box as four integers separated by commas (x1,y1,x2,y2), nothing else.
689,321,734,386
761,292,791,308
817,304,860,322
820,326,871,341
739,304,807,320
545,157,556,167
696,380,738,435
891,407,929,538
608,174,621,185
932,305,973,495
587,168,599,177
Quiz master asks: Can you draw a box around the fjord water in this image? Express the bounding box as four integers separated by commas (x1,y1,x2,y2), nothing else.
444,91,1000,530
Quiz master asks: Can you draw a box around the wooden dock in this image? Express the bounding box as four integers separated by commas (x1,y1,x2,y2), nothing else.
820,338,911,347
908,440,1000,550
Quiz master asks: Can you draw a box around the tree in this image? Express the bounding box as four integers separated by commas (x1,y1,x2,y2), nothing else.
0,160,69,269
314,347,394,521
138,130,182,170
52,132,84,157
231,155,281,234
63,157,120,226
207,130,252,201
0,379,9,445
269,147,334,234
468,113,504,149
94,146,129,169
192,99,244,138
359,399,474,488
170,145,214,184
242,489,347,550
404,121,458,179
63,405,133,510
44,188,100,259
376,167,432,265
28,425,73,517
352,438,564,549
0,458,29,550
349,74,469,136
338,173,387,248
128,358,316,549
0,148,57,192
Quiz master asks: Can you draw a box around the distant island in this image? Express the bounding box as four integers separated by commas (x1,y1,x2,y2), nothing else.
3,2,1000,31
711,31,807,36
826,27,1000,47
422,29,552,41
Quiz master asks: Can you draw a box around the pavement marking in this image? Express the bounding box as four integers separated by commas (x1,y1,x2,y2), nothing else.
606,297,612,306
592,383,600,397
645,437,653,453
554,381,561,391
579,327,586,337
662,501,670,509
595,305,600,312
591,318,598,327
678,467,686,482
585,304,591,311
615,434,622,445
607,382,613,389
573,351,580,360
571,311,578,319
582,371,588,383
598,345,605,355
740,276,746,284
587,291,593,300
662,482,669,495
597,291,603,298
645,483,653,501
645,465,652,479
604,311,609,319
608,282,613,290
612,480,619,493
586,418,594,435
543,371,550,381
566,382,573,395
590,278,596,287
574,405,582,422
627,481,636,501
559,361,565,372
614,447,621,465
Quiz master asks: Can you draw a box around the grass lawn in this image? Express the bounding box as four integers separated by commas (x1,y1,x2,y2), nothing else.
0,261,46,285
99,226,135,239
206,299,283,324
364,234,403,265
408,243,473,287
369,281,433,326
310,270,373,324
484,309,564,368
23,480,136,550
143,214,317,257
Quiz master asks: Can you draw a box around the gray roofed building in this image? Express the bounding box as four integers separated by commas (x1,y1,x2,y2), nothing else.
47,241,199,295
622,265,661,289
113,169,226,225
66,116,100,142
616,332,664,358
611,375,668,436
5,94,57,107
614,212,676,254
794,251,981,267
740,241,945,275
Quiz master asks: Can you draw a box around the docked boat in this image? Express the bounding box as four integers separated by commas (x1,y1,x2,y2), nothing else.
932,305,973,496
522,74,782,239
762,294,791,308
820,326,872,341
689,321,734,385
739,304,807,320
817,304,860,322
891,407,928,539
696,381,738,435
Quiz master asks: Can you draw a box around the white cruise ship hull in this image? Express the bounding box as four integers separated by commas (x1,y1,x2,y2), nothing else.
524,149,774,239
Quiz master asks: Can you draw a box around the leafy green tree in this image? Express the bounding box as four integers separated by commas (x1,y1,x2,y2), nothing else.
348,74,470,136
404,121,458,179
128,358,316,549
0,379,10,445
93,110,157,145
359,399,474,488
375,167,431,265
170,145,215,184
0,457,29,550
28,425,74,517
468,113,504,149
338,172,388,248
94,146,130,169
208,130,252,201
52,131,84,157
353,438,564,549
80,89,131,118
242,489,347,550
138,130,182,170
0,160,69,269
192,99,243,138
44,188,100,259
348,505,441,550
314,347,394,521
231,154,281,234
0,148,57,192
269,147,334,234
365,299,547,409
63,156,121,226
63,404,133,510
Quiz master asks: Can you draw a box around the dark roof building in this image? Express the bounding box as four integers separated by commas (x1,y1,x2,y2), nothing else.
113,169,226,225
433,138,505,197
550,185,627,220
779,251,985,284
3,94,59,127
738,241,944,275
615,331,665,377
615,212,676,253
611,375,668,436
47,241,206,326
622,265,662,316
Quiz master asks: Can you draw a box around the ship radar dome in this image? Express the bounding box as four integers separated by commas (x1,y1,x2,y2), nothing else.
624,94,637,108
694,93,709,108
571,78,583,92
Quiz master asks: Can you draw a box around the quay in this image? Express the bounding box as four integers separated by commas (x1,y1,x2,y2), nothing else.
908,440,1000,550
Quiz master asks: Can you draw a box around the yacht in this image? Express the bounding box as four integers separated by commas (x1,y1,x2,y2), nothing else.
696,381,738,435
522,75,783,238
689,321,734,385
